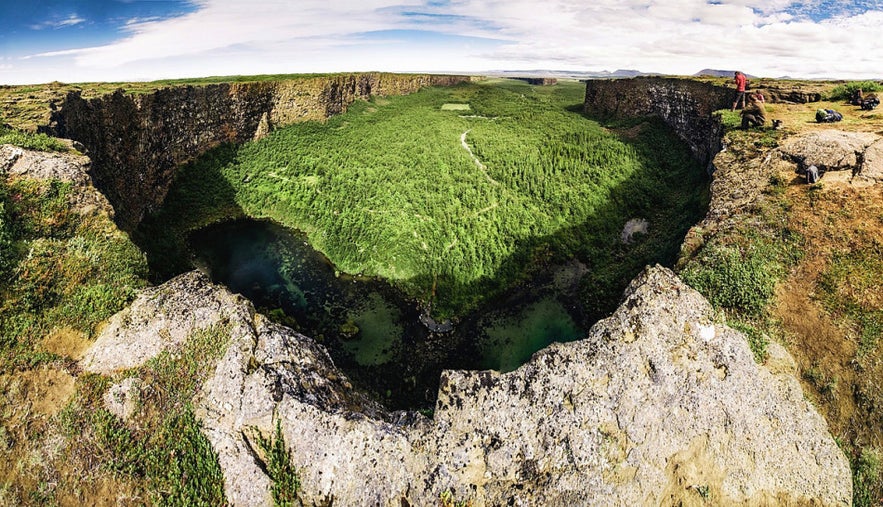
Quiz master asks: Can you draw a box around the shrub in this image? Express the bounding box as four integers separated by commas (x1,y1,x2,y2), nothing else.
853,447,883,507
681,241,782,316
818,249,883,357
255,420,300,506
828,81,883,101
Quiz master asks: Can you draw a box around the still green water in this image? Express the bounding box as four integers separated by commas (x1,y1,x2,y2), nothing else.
189,219,586,408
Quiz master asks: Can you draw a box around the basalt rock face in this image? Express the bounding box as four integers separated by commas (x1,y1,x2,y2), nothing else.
81,267,851,506
584,77,731,166
43,73,470,230
762,86,822,104
515,77,558,86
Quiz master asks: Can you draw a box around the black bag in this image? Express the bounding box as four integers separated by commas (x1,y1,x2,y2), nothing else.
816,109,842,122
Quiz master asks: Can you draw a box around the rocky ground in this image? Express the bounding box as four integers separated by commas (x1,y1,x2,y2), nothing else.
79,268,851,506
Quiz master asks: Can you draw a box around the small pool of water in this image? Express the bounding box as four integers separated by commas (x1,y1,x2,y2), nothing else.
189,219,587,409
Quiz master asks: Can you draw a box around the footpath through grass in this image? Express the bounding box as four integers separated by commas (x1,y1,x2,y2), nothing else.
140,79,707,319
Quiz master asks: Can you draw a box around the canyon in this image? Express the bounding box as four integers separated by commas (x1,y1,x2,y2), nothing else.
40,73,471,230
3,73,871,505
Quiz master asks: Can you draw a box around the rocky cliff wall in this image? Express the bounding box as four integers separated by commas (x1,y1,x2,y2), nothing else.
43,73,470,230
584,77,731,166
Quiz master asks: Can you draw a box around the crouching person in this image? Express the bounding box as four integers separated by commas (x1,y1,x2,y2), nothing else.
740,93,766,129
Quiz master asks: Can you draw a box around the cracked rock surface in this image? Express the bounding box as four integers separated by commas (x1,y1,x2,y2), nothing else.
82,267,851,506
778,129,883,182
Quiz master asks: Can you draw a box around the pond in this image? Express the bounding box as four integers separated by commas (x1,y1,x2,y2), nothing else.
189,219,586,409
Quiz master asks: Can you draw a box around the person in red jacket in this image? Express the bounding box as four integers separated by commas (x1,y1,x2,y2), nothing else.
731,71,747,111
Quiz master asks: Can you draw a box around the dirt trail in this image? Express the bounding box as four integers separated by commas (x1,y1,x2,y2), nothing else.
460,130,499,186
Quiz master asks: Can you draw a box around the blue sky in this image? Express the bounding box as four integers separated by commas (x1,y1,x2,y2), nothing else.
1,0,882,84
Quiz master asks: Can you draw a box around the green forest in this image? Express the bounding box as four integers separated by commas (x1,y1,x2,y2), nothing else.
139,79,707,318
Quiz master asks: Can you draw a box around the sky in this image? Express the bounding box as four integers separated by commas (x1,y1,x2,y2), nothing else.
1,0,882,85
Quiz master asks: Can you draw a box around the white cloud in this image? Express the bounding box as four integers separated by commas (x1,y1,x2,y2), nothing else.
14,0,883,83
30,14,86,30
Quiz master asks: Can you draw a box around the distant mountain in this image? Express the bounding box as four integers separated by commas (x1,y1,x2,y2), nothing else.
694,69,757,79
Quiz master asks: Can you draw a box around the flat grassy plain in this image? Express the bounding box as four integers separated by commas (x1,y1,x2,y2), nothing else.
140,79,707,318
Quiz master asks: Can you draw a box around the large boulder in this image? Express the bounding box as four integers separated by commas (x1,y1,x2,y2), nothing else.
80,271,252,374
858,138,883,182
0,144,113,215
82,267,851,506
779,130,878,173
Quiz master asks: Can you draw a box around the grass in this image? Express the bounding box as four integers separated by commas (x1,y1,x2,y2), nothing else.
440,103,471,111
137,79,707,320
0,177,148,367
254,420,300,507
853,447,883,507
818,248,883,357
0,122,70,152
680,232,798,318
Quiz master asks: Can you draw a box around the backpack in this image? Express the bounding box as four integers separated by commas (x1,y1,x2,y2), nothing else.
861,97,880,110
816,109,842,123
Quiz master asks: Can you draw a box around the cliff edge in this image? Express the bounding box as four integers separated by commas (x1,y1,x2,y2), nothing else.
81,267,851,506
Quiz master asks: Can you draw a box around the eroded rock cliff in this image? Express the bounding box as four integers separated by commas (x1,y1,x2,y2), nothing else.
81,268,851,506
584,77,731,166
43,73,470,230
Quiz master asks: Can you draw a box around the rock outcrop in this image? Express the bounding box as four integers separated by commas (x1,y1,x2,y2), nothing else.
0,144,113,216
515,77,558,86
584,77,731,165
42,73,471,230
778,129,883,182
81,267,851,506
80,271,251,374
761,86,823,104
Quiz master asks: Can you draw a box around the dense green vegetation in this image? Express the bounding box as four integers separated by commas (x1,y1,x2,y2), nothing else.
0,176,147,367
828,80,883,101
139,79,707,319
0,121,69,152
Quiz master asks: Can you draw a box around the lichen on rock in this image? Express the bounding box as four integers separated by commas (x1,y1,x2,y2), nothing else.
779,129,879,174
81,266,851,506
